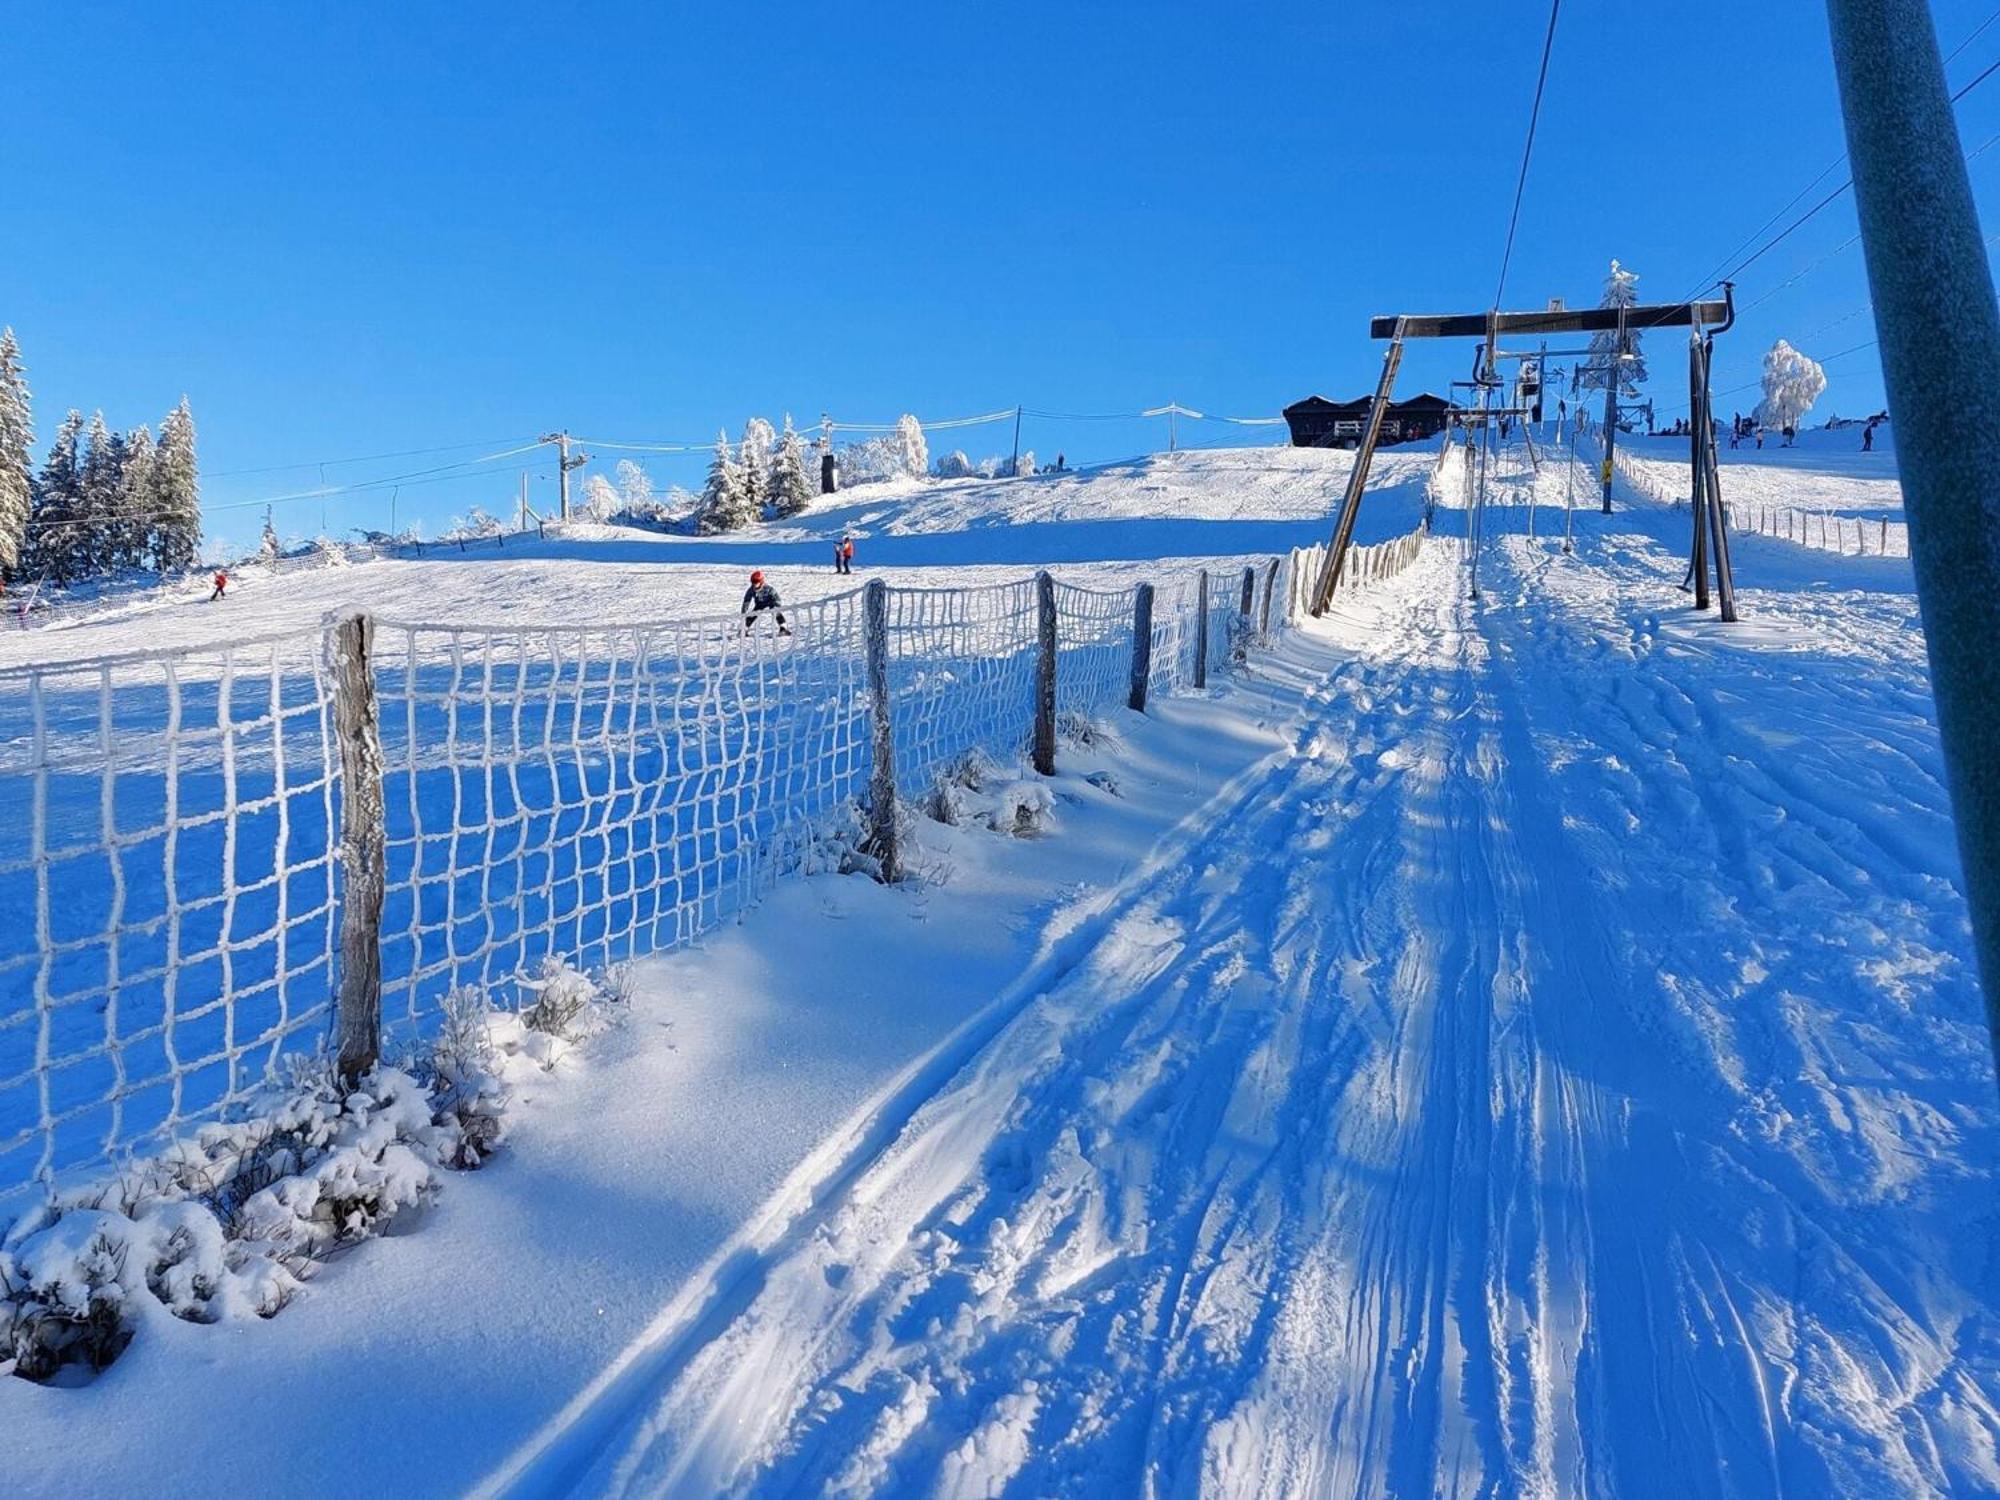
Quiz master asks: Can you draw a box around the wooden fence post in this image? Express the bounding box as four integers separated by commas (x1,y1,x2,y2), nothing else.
327,613,386,1086
1129,582,1154,712
1260,558,1279,636
1239,565,1255,624
862,579,901,882
1194,570,1210,689
1033,571,1057,775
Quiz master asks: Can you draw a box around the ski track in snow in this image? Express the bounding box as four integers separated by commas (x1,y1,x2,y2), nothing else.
526,450,1997,1499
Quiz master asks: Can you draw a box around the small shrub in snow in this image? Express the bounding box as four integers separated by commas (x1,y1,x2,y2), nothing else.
922,752,1056,837
1057,711,1114,750
0,957,643,1385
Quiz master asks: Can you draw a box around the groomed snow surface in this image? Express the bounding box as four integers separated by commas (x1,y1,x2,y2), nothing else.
4,440,1996,1498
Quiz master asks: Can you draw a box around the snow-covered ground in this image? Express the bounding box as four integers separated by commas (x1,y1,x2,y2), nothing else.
0,447,1424,671
4,440,1995,1497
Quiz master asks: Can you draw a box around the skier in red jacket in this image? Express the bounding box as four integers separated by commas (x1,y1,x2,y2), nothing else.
209,570,229,601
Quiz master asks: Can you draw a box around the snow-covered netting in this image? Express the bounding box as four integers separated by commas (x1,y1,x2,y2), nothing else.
0,631,340,1207
0,557,1427,1207
369,598,871,1036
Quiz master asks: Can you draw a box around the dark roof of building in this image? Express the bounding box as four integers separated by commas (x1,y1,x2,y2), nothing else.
1284,392,1452,417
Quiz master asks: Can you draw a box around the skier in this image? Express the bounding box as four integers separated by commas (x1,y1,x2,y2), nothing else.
1862,421,1875,452
741,570,791,636
839,533,855,575
209,569,229,602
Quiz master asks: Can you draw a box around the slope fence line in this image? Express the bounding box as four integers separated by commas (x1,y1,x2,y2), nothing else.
0,538,1426,1206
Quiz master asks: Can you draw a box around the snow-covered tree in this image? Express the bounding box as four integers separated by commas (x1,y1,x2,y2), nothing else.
579,472,620,521
893,413,927,477
1013,449,1037,478
259,506,283,563
151,397,201,574
24,410,86,583
118,425,156,570
80,412,128,575
1578,259,1647,394
739,419,774,517
933,449,975,480
1754,339,1827,436
614,459,653,513
696,430,754,533
769,416,813,518
442,506,504,542
0,328,33,577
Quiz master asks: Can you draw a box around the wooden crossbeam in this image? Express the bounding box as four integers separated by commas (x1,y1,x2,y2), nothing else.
1368,300,1729,340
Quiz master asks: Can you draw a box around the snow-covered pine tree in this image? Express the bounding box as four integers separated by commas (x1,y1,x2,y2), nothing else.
740,418,775,517
79,413,129,576
0,328,34,578
1754,339,1827,435
152,397,201,573
259,505,283,563
894,413,927,477
696,430,754,533
769,415,813,518
118,425,156,571
1578,259,1647,393
24,410,86,584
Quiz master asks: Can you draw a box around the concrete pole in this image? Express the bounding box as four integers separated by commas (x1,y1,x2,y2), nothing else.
1828,0,2000,1075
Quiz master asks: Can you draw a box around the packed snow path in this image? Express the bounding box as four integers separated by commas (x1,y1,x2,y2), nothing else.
513,457,1996,1498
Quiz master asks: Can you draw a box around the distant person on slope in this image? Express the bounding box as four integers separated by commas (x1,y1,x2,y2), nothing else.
209,569,229,602
840,534,855,575
742,570,791,636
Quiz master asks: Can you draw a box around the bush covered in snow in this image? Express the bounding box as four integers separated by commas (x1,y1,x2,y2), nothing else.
923,751,1057,837
933,449,977,480
0,959,629,1385
440,506,505,543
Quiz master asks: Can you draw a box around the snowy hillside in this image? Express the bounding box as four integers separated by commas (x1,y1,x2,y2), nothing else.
1,447,1427,670
3,438,1994,1499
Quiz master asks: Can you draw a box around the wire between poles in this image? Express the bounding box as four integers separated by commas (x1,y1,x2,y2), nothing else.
1494,0,1563,311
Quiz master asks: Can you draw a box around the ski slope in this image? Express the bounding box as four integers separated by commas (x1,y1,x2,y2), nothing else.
3,440,1993,1498
497,444,1998,1498
0,447,1426,671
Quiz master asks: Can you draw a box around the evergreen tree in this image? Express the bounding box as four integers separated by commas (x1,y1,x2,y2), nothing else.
695,430,754,533
894,413,928,476
119,425,157,571
259,506,283,562
1579,260,1646,393
80,411,127,576
769,415,814,518
0,328,33,578
740,418,774,518
24,410,86,584
152,397,201,573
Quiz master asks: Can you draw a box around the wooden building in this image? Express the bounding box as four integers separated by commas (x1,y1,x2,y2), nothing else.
1283,392,1452,448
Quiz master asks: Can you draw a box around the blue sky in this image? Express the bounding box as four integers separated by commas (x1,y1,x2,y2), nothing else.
6,1,2000,550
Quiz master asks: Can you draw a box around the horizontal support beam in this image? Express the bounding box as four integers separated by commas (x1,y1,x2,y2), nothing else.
1369,301,1729,340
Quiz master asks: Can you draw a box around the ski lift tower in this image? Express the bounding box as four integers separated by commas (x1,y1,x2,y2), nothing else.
1308,294,1733,618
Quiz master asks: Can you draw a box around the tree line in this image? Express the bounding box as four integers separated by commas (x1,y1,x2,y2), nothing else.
0,328,201,589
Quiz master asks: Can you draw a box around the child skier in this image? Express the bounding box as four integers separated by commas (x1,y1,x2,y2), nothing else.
741,570,791,635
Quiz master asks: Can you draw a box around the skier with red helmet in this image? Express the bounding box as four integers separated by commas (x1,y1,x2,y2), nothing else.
741,570,791,636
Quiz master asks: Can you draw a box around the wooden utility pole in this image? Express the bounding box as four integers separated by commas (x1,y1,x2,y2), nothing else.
1828,0,2000,1073
1310,326,1407,616
1011,405,1023,477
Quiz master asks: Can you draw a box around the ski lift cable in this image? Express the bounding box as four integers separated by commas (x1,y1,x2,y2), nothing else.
1493,0,1564,311
1702,48,2000,294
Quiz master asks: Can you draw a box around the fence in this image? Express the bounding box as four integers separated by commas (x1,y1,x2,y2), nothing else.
0,539,1427,1206
1603,443,1911,560
1721,502,1909,558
